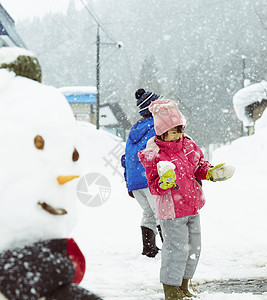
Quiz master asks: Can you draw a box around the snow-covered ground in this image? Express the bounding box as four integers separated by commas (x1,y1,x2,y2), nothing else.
72,113,267,299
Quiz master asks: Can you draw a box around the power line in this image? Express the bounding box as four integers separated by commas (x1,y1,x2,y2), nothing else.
79,0,117,44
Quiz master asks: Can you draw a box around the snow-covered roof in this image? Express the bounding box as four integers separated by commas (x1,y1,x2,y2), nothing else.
59,86,96,95
100,103,132,129
233,80,267,126
100,105,118,126
59,86,97,104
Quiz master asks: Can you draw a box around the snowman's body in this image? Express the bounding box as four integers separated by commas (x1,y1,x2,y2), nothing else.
0,48,101,300
0,74,79,250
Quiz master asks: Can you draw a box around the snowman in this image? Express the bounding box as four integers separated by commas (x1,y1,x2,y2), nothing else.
0,47,101,300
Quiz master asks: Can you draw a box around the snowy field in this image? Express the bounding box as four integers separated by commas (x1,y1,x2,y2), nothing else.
71,114,267,300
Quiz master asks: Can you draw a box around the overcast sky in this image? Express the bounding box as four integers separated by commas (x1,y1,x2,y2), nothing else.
1,0,83,22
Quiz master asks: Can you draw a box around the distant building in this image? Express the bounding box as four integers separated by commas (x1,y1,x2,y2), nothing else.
99,102,132,141
59,86,132,141
0,4,26,48
59,86,97,123
233,80,267,136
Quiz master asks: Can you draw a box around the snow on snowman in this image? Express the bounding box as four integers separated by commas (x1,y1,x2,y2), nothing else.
0,47,102,300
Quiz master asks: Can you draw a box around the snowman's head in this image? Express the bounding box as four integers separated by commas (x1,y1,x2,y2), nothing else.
0,47,81,251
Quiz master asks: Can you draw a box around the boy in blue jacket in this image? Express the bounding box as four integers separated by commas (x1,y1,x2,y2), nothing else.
121,88,163,257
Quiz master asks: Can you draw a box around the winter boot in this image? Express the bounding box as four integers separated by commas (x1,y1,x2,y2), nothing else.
141,226,159,258
163,283,186,300
157,225,164,242
180,279,197,298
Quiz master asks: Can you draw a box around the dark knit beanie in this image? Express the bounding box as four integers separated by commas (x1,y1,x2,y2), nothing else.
135,88,163,117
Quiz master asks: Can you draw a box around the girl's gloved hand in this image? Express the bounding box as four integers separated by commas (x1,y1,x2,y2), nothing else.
157,161,179,190
206,163,235,181
159,169,178,189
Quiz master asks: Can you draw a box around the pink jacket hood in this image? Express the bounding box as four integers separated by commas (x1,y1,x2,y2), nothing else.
138,136,212,219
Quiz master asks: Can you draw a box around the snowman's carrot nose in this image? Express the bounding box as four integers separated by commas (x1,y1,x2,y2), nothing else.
57,175,79,185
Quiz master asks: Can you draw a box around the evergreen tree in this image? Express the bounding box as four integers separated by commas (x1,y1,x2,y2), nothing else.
137,55,162,93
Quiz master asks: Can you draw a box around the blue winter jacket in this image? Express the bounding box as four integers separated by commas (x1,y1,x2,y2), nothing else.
122,118,155,193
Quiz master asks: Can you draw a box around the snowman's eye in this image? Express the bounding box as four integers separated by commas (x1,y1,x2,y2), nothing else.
34,135,45,150
72,148,79,162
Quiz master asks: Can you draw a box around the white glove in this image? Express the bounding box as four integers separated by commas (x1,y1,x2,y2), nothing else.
206,163,235,181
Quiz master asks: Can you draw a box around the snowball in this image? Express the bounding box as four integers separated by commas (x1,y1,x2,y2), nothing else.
157,161,176,177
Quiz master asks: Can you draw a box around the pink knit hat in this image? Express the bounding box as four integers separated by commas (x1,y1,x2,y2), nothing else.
149,99,186,135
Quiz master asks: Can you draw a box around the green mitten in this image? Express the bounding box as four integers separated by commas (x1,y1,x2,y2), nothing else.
206,163,235,181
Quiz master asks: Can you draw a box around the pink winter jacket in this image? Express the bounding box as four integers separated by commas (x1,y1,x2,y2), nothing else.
138,136,212,219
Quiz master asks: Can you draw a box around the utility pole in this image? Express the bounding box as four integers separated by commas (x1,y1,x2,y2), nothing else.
96,24,100,130
79,0,121,130
241,55,246,88
240,55,247,136
95,28,122,130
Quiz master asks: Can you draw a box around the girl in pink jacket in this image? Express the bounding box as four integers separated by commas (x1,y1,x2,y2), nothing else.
138,99,235,300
